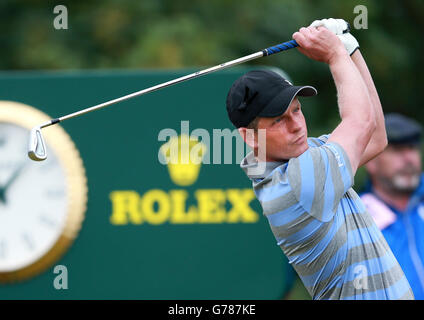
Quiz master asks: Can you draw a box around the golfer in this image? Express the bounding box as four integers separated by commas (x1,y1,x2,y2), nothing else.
226,19,414,300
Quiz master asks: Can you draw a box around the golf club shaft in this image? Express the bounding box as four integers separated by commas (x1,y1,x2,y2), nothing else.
40,40,298,128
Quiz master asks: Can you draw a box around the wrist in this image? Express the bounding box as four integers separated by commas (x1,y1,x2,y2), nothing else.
350,45,360,56
328,47,350,66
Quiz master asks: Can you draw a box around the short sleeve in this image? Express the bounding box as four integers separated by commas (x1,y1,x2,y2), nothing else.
287,141,354,222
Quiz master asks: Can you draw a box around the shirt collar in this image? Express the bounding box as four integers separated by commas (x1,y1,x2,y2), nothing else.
240,151,287,180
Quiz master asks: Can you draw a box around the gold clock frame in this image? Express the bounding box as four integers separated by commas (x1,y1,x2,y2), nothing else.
0,101,88,283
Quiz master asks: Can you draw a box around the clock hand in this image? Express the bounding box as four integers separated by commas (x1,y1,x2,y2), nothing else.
0,187,5,204
2,162,27,199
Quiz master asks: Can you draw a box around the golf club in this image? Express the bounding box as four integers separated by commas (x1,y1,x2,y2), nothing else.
28,39,299,161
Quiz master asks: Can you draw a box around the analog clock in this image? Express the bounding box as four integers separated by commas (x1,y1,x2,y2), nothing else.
0,101,87,282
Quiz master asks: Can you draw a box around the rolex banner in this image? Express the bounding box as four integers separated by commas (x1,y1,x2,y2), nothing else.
0,68,295,299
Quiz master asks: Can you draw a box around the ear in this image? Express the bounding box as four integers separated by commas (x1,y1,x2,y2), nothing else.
238,127,257,150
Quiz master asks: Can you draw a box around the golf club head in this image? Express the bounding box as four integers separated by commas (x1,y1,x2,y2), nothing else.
28,126,47,161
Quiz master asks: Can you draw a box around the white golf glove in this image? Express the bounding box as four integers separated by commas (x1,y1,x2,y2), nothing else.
309,18,360,55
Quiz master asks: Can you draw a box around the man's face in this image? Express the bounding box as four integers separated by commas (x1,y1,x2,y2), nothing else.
256,97,309,161
367,144,422,194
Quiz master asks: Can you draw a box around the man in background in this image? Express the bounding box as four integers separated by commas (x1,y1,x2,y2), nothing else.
361,113,424,299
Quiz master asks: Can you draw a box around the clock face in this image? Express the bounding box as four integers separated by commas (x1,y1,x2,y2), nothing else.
0,101,87,283
0,123,68,272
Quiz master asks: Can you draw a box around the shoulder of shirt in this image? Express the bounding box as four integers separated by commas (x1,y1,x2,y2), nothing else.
253,163,290,191
250,135,330,188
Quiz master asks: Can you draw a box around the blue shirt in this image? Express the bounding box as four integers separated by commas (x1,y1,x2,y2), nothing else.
361,173,424,299
241,135,414,300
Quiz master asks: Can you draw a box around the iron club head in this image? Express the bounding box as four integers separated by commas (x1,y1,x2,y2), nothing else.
28,125,47,161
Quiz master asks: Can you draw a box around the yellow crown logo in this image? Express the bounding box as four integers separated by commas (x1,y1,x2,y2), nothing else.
160,134,207,186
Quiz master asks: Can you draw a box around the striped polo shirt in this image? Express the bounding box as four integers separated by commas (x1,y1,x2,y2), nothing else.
241,134,414,300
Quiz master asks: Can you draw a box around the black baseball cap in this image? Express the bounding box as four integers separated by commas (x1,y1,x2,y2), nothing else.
385,113,422,145
226,69,317,128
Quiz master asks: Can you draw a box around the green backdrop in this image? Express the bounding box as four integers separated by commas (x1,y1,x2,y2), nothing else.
0,68,298,299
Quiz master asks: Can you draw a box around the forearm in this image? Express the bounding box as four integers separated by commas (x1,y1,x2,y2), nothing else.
292,24,376,173
329,50,374,127
326,50,376,173
350,50,387,165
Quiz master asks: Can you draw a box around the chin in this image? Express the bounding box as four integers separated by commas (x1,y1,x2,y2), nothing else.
268,141,309,162
277,147,308,162
294,142,309,157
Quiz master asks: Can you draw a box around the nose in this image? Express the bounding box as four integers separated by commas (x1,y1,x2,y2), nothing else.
402,148,420,166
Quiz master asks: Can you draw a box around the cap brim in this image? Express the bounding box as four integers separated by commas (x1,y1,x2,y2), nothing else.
258,85,317,118
385,113,422,146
